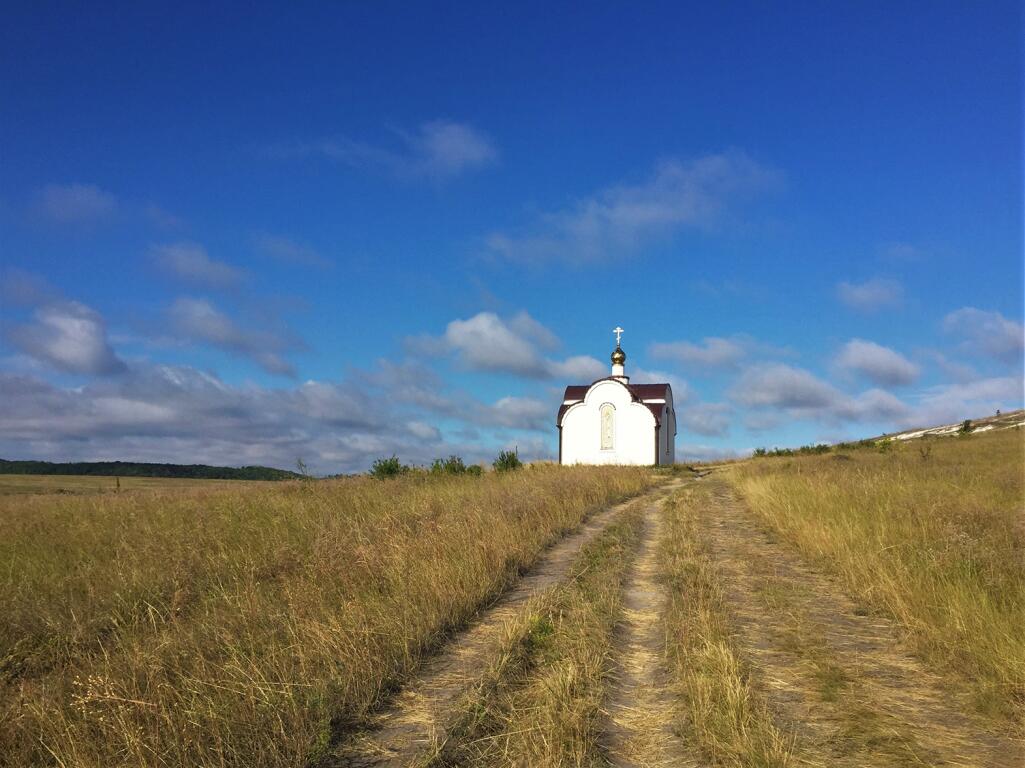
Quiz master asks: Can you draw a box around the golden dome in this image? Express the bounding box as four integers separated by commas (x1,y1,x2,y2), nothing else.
611,346,626,365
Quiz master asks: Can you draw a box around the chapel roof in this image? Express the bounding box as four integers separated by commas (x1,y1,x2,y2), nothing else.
556,377,672,427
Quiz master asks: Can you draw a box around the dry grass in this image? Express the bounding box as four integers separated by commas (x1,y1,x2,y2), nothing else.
660,487,799,767
0,465,653,767
0,473,253,496
428,504,646,767
729,427,1025,731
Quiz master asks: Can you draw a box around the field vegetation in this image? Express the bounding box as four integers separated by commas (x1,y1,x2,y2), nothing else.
429,504,644,767
0,473,258,496
3,424,1020,767
0,465,652,767
732,427,1025,731
660,487,798,766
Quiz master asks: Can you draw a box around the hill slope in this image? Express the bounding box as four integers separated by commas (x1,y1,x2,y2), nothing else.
883,408,1024,442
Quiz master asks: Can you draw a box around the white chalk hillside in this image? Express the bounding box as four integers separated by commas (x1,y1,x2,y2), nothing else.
881,408,1025,442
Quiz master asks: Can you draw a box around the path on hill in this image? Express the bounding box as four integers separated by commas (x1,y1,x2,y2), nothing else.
601,492,702,767
695,477,1023,768
321,481,673,768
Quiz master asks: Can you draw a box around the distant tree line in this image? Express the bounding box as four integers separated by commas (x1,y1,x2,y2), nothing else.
0,459,301,481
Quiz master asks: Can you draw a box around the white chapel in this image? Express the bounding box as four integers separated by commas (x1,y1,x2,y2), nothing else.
557,328,676,466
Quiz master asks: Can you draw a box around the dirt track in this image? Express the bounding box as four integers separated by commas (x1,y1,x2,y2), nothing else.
322,472,1022,767
601,491,701,767
693,477,1022,768
322,484,670,767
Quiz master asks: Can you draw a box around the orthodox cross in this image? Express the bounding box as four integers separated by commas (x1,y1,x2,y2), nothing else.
613,326,624,347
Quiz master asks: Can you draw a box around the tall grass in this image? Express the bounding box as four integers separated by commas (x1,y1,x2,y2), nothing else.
0,466,652,767
431,505,645,767
730,428,1025,729
660,488,798,767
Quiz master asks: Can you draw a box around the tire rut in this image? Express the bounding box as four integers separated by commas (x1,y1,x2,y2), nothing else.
697,477,1023,768
321,482,669,767
601,487,704,767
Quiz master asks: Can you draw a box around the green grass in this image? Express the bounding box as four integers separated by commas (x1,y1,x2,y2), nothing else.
0,465,653,767
730,427,1025,731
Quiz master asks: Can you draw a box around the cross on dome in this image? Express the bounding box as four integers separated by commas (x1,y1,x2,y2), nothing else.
613,326,624,347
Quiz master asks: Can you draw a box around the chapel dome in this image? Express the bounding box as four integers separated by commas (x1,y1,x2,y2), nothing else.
611,346,626,365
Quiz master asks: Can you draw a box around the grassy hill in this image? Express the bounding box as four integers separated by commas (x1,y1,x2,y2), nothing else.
0,458,301,481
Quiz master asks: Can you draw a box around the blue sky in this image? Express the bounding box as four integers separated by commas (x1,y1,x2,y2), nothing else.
1,2,1022,472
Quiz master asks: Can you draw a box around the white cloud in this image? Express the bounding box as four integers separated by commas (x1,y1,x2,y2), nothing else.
153,243,246,288
730,362,910,426
413,311,604,381
441,311,544,376
144,204,184,230
253,233,332,268
942,307,1024,365
909,376,1024,427
288,120,498,180
649,336,748,369
731,363,839,410
0,355,562,474
837,278,903,312
834,339,919,386
407,421,442,441
485,396,550,429
926,351,979,384
6,300,126,375
0,366,391,473
169,297,295,376
485,151,780,264
547,355,607,381
677,443,742,463
32,183,117,223
507,310,560,351
835,388,910,422
680,402,732,436
408,120,498,178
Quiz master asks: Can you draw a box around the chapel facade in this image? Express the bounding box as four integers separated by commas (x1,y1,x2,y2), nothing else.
556,329,676,466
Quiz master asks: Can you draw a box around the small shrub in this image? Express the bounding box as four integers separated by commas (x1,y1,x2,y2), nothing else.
466,464,483,477
798,443,830,455
369,455,408,478
431,455,468,475
959,419,975,435
493,449,523,472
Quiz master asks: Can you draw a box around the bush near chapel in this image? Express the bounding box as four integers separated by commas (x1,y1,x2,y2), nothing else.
493,449,523,472
431,455,471,475
369,455,408,478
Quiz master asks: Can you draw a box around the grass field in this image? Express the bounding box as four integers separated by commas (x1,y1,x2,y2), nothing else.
0,473,256,496
0,465,652,767
1,427,1021,767
730,427,1025,731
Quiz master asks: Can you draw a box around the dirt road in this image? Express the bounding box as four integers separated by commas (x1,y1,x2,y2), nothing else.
322,472,1021,767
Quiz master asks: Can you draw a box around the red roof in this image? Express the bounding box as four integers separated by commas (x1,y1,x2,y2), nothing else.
556,377,672,427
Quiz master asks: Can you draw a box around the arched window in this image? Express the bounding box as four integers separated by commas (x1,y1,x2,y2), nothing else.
600,403,615,450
